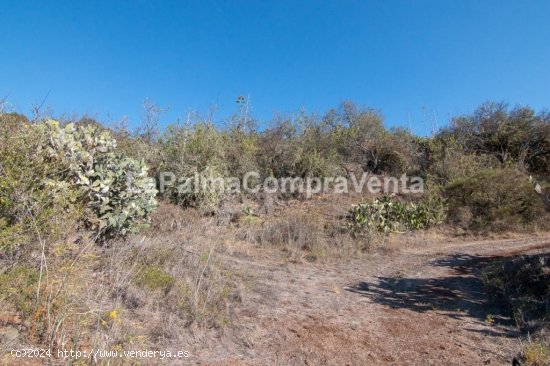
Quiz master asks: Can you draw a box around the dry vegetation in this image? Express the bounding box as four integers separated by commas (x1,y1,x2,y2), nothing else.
1,100,550,365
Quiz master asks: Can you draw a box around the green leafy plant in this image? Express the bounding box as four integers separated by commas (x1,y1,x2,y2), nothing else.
346,195,446,234
39,120,158,237
0,118,157,245
160,122,232,212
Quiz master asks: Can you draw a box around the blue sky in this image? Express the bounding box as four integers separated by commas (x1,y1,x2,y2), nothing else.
1,0,549,135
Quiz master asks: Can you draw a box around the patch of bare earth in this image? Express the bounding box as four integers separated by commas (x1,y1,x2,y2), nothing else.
190,236,550,365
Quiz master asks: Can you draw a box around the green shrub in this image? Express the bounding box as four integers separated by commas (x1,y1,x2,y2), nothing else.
258,117,340,179
0,117,82,251
164,165,228,214
346,195,446,234
407,195,448,229
0,265,39,317
162,122,229,173
160,122,231,212
86,153,158,236
422,133,501,184
449,102,550,174
445,168,546,230
225,127,260,178
135,265,174,292
327,103,419,175
523,341,549,366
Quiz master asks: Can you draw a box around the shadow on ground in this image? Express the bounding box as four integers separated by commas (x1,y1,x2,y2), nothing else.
346,253,519,336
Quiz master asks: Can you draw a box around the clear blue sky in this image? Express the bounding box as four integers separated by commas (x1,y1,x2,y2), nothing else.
1,0,549,135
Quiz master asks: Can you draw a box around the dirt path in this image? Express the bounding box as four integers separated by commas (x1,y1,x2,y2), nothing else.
192,236,550,366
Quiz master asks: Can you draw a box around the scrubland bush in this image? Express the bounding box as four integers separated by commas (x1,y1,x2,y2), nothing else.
172,166,229,214
160,122,232,212
112,100,165,174
445,168,546,230
255,103,422,183
326,102,420,175
420,132,500,184
163,121,228,172
0,265,39,317
115,131,164,177
257,116,340,179
482,253,549,329
3,101,549,244
0,117,81,252
448,102,550,173
523,340,549,366
225,125,261,178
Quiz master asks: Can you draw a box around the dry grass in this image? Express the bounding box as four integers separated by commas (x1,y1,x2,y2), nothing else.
2,193,549,365
232,195,372,262
522,338,550,366
0,193,377,363
0,202,247,363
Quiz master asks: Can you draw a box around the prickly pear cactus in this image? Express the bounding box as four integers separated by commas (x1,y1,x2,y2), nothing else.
346,195,445,234
87,153,157,236
39,120,157,237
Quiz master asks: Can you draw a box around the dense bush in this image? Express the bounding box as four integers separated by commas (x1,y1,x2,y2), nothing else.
448,102,550,173
0,116,81,251
0,265,38,317
482,254,550,365
160,122,231,212
257,116,340,179
225,125,260,178
419,132,501,184
3,100,550,237
445,168,546,230
326,102,419,175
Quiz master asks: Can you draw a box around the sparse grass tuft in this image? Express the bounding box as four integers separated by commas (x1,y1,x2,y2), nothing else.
135,265,174,292
523,340,549,366
0,265,39,317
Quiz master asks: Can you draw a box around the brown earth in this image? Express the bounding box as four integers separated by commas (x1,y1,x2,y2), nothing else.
188,235,550,366
3,236,549,366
